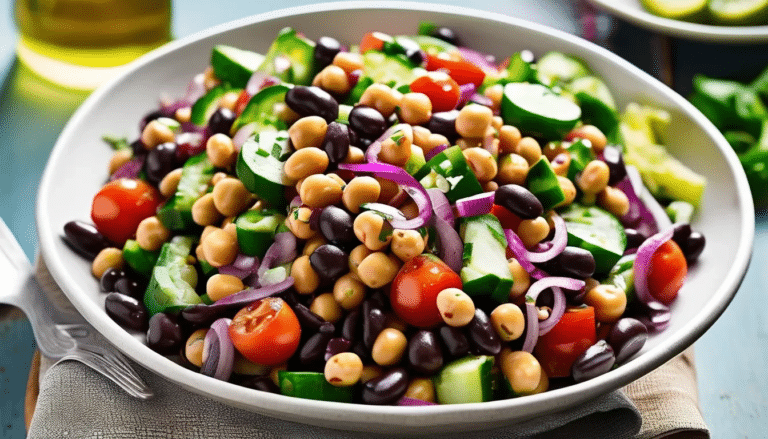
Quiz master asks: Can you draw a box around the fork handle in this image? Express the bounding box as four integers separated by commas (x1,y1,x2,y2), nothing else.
20,275,75,358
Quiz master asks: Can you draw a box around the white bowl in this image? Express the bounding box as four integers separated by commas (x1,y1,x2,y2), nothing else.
36,1,754,433
589,0,768,43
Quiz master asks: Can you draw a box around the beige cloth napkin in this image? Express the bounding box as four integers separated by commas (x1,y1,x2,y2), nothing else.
26,258,710,438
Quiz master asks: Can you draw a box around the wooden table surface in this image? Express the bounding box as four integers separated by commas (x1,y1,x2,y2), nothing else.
0,1,766,437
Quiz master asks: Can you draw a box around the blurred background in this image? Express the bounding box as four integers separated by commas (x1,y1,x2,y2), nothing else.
0,0,766,437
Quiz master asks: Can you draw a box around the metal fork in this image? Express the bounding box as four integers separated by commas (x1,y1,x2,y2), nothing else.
0,218,152,399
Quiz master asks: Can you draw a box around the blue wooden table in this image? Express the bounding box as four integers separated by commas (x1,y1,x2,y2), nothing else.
0,1,765,437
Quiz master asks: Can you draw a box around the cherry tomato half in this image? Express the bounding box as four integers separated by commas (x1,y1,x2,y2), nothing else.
229,297,301,366
390,254,462,328
647,240,687,305
490,205,522,259
91,178,162,246
534,306,596,378
359,31,388,53
410,71,461,113
425,53,486,89
234,89,251,116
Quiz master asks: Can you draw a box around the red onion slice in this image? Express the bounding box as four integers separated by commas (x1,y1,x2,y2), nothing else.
633,227,676,310
521,302,539,353
525,277,585,302
338,162,431,230
424,144,448,161
184,74,207,104
201,318,234,381
457,83,477,108
432,215,463,274
215,277,294,307
109,156,145,181
626,165,673,231
455,192,495,218
245,72,280,95
257,231,298,281
526,215,567,263
638,305,672,332
219,254,260,279
426,188,454,228
456,47,498,73
504,228,536,273
397,397,437,406
232,123,257,150
538,287,566,336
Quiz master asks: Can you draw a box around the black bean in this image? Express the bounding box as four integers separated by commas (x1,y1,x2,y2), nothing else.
100,268,127,292
438,325,470,358
685,232,705,264
146,313,183,355
362,367,409,405
325,337,352,361
104,292,148,332
539,246,596,279
319,206,355,249
602,145,627,186
407,330,444,375
321,121,351,164
145,141,178,184
495,184,544,219
309,244,349,283
430,26,461,46
285,86,339,123
180,303,238,326
293,303,326,331
607,318,648,364
671,223,692,248
394,37,424,65
363,306,387,349
349,105,387,140
130,139,146,156
352,340,370,362
62,221,112,259
237,375,280,393
314,36,342,70
299,323,335,368
572,340,616,382
208,107,236,135
341,308,360,342
467,309,502,355
624,228,647,251
427,110,459,142
114,277,146,300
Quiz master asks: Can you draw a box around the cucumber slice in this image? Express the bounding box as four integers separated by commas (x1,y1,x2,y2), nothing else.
236,130,292,209
344,76,374,106
640,0,708,21
235,209,285,257
278,371,354,403
404,144,430,180
535,52,591,88
362,50,419,88
434,355,495,404
501,82,581,140
569,76,619,135
560,204,627,276
709,0,768,25
156,153,216,232
525,157,566,211
210,45,265,89
408,34,457,55
231,83,291,134
122,239,160,277
143,236,201,316
460,215,514,303
257,27,316,86
607,254,636,304
190,83,233,126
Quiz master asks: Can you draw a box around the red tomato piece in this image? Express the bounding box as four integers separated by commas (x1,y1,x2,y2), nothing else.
534,306,597,378
234,89,251,116
91,178,162,246
425,53,486,88
647,240,687,305
229,297,301,366
359,31,389,53
390,254,462,328
410,71,461,113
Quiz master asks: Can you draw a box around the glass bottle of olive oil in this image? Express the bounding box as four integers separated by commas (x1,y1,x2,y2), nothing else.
14,0,172,90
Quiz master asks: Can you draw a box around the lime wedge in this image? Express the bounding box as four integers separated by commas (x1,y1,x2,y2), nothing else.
640,0,708,21
709,0,768,25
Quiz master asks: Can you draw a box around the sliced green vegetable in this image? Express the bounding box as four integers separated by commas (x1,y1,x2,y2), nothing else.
526,157,566,211
434,355,495,404
607,254,636,304
236,130,292,209
640,0,708,21
560,204,627,276
362,50,420,89
460,215,513,303
278,371,354,403
569,76,620,136
235,209,285,258
231,83,291,134
420,145,483,203
210,45,265,89
501,82,581,140
534,52,591,89
256,27,316,86
122,239,160,278
565,138,595,180
708,0,768,25
157,153,216,232
190,83,234,126
666,201,695,224
143,236,201,316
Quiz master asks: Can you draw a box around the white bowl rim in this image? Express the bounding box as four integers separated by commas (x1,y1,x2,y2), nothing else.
36,0,755,429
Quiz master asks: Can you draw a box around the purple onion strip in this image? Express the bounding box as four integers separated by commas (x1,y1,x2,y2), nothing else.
426,188,454,228
455,192,495,218
526,215,567,263
201,318,234,381
538,287,566,336
109,155,145,181
521,302,539,353
424,144,449,162
257,232,298,281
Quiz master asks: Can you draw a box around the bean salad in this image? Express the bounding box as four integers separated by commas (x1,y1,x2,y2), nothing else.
64,23,707,405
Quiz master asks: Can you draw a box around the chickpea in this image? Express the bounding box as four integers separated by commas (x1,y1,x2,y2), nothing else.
201,228,238,267
496,153,529,185
436,288,476,327
484,84,504,110
92,247,124,279
270,363,287,387
353,211,392,251
359,83,403,118
584,284,627,323
516,137,542,165
498,125,522,155
371,328,407,366
391,229,426,262
136,216,170,251
342,177,381,214
291,255,320,294
191,193,223,226
357,252,401,289
518,217,550,248
326,172,346,188
412,126,431,149
232,352,271,376
141,120,175,150
376,177,401,204
333,273,367,310
286,205,316,239
348,244,373,278
490,303,525,341
299,174,343,208
361,364,383,383
108,149,132,175
556,176,577,208
332,51,364,75
310,292,343,323
568,125,607,153
206,133,236,168
577,160,610,195
483,181,499,192
598,186,630,217
316,65,351,95
275,102,301,125
404,378,436,403
499,349,543,396
325,352,364,387
303,235,327,256
531,369,549,395
159,168,183,198
210,171,228,186
456,104,493,139
399,200,420,220
289,116,328,150
542,141,567,161
423,133,450,156
508,259,530,300
398,92,432,125
551,152,571,177
185,329,208,368
379,126,413,167
219,91,240,112
212,177,253,217
463,147,498,183
206,274,245,302
342,146,365,164
203,66,219,90
284,147,329,181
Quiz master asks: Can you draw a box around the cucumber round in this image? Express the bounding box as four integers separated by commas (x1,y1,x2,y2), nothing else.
709,0,768,25
640,0,708,22
559,204,627,276
501,82,581,140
